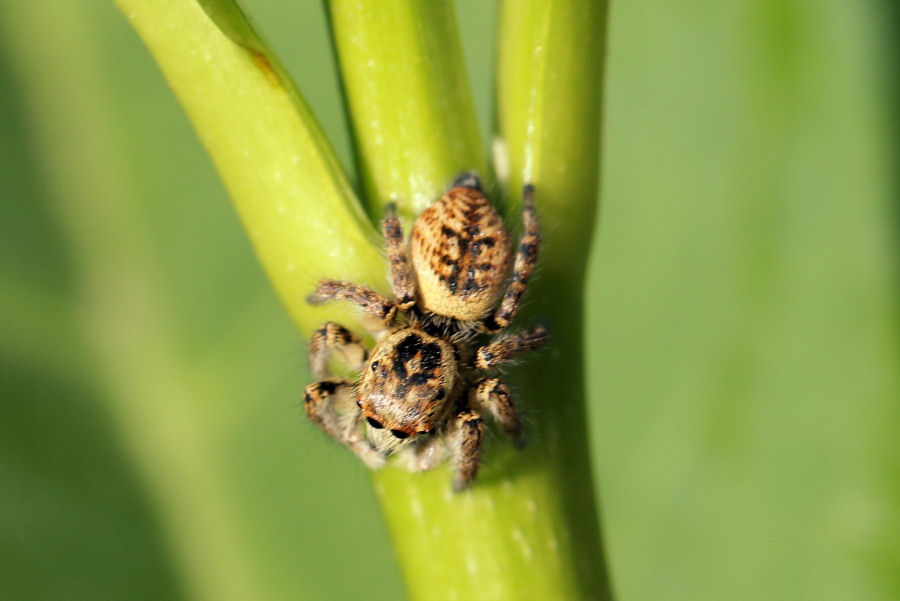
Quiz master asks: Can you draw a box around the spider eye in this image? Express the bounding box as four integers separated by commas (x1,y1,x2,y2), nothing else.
390,429,410,439
370,361,379,371
435,389,445,400
366,416,384,429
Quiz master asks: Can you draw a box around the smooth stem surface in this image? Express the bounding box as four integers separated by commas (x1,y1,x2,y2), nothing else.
327,0,487,220
116,0,385,337
496,1,611,593
330,1,612,600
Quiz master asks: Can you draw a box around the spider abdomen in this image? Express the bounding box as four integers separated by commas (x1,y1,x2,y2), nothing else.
410,186,511,321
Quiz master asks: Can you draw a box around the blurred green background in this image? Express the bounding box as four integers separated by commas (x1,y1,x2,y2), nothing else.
1,1,897,600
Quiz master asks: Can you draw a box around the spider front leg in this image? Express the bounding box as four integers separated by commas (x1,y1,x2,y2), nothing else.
451,171,482,191
450,408,485,491
382,204,415,310
484,184,540,332
474,323,549,370
309,322,369,379
470,377,525,448
304,379,385,469
308,279,397,329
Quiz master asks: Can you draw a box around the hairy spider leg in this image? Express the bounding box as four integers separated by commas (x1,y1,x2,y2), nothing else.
474,323,549,370
381,203,416,310
451,171,483,191
470,377,525,447
450,408,485,491
484,184,540,332
308,279,397,328
308,322,369,380
303,379,385,469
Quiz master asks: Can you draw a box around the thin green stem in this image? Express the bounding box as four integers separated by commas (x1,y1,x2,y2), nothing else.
327,0,488,221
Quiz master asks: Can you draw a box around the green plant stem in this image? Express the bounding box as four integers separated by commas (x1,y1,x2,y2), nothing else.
495,0,612,597
496,0,606,251
329,1,613,600
115,0,384,337
327,0,487,220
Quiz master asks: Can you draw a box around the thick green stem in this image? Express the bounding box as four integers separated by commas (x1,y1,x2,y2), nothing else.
496,2,611,595
329,1,612,600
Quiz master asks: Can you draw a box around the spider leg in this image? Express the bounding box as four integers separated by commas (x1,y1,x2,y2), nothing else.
304,379,385,469
451,171,483,191
470,377,525,447
308,322,369,379
484,184,540,332
474,323,548,370
307,279,397,328
381,204,415,310
450,408,485,491
408,433,448,472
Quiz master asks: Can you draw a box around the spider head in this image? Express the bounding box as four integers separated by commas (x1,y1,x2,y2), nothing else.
359,328,458,438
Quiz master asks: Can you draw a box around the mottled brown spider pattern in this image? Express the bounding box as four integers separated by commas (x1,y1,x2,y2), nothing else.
303,174,546,490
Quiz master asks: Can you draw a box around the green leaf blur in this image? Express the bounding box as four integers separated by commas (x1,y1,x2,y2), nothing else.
0,2,896,601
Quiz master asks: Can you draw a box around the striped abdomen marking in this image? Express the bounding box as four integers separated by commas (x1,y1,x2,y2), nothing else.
410,187,511,320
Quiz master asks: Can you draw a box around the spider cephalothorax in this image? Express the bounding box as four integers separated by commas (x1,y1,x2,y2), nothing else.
303,174,546,490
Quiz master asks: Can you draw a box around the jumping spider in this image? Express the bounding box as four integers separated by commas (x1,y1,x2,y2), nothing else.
303,174,546,490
